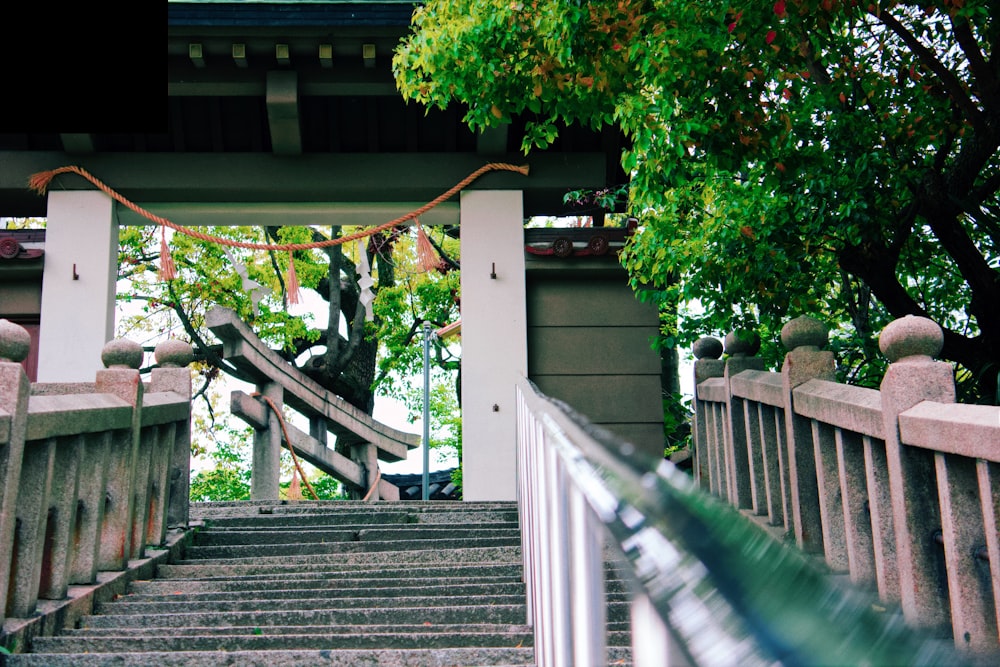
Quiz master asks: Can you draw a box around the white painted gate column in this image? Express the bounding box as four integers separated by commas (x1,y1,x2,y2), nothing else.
37,191,118,381
459,190,527,501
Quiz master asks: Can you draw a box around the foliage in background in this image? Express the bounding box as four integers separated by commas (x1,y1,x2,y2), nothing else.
395,0,999,402
189,422,253,502
118,222,464,500
403,377,464,495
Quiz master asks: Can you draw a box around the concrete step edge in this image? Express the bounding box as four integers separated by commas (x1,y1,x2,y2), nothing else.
6,646,539,667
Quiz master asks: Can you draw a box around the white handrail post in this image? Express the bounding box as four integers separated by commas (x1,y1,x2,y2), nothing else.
569,481,606,667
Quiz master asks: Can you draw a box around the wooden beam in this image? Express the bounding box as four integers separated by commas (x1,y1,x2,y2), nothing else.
266,71,302,155
0,151,607,217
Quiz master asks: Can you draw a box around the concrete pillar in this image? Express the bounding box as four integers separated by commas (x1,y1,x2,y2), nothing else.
460,190,527,501
0,320,31,626
151,340,194,530
780,316,836,555
37,191,118,382
879,315,954,633
95,339,144,570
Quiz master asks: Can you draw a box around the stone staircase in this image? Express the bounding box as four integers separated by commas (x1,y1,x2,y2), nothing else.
7,500,631,666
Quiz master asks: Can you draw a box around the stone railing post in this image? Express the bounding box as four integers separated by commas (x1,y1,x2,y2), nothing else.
879,315,955,633
691,337,724,490
0,320,31,626
95,338,145,570
780,316,836,555
150,340,194,530
251,381,283,500
723,330,764,510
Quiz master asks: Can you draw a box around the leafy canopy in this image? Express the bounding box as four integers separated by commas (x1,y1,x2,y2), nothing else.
395,0,1000,398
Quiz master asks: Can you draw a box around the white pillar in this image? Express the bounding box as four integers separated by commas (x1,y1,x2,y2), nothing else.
37,191,118,381
460,190,527,501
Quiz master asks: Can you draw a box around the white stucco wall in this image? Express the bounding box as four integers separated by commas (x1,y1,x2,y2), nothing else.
37,191,118,381
459,190,527,501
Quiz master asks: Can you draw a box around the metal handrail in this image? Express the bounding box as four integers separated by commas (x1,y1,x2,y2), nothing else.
515,376,964,667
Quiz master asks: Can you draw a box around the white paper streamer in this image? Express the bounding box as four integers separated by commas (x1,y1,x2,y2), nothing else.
357,240,376,321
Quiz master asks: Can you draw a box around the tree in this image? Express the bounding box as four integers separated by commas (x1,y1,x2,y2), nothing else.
394,0,999,400
118,221,463,467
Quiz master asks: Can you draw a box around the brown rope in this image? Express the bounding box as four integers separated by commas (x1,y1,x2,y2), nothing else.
28,163,530,253
252,392,319,501
362,464,382,502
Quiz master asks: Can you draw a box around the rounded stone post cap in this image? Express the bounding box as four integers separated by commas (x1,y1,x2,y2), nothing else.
692,337,723,360
101,339,144,369
154,339,194,368
879,315,943,362
781,316,829,351
724,330,761,357
0,319,31,363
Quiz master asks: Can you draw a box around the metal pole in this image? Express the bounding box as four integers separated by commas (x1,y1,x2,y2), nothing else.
422,320,432,501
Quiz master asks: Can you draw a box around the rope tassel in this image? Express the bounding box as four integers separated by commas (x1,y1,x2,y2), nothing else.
414,219,441,272
158,226,177,280
286,251,301,305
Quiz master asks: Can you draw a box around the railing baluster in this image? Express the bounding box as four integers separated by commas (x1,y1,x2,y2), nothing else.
38,434,82,600
9,436,56,617
145,423,174,547
70,431,111,585
774,405,793,535
743,399,765,516
758,404,784,527
812,420,848,572
862,434,900,603
835,429,875,588
935,452,998,653
976,459,1000,645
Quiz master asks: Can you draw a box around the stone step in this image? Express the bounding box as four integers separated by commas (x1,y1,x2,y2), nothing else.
30,630,538,653
127,573,527,595
95,593,532,615
181,535,521,559
77,604,531,629
8,646,541,666
59,622,535,637
192,525,519,544
155,560,525,581
11,500,634,666
200,511,520,526
77,601,632,629
11,645,633,667
64,622,632,638
122,581,529,602
166,545,523,570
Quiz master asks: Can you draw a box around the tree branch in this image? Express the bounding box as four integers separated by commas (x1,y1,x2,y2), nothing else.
951,13,999,108
875,9,985,129
165,281,254,385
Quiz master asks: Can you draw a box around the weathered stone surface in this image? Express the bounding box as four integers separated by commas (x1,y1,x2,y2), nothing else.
100,339,143,370
781,316,829,351
153,339,194,368
0,319,30,362
724,329,761,357
878,315,943,363
693,336,723,360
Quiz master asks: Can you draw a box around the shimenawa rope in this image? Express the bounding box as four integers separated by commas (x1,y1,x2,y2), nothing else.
28,162,529,302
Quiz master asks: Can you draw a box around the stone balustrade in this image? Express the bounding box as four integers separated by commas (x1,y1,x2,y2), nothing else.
0,320,193,643
692,314,1000,658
